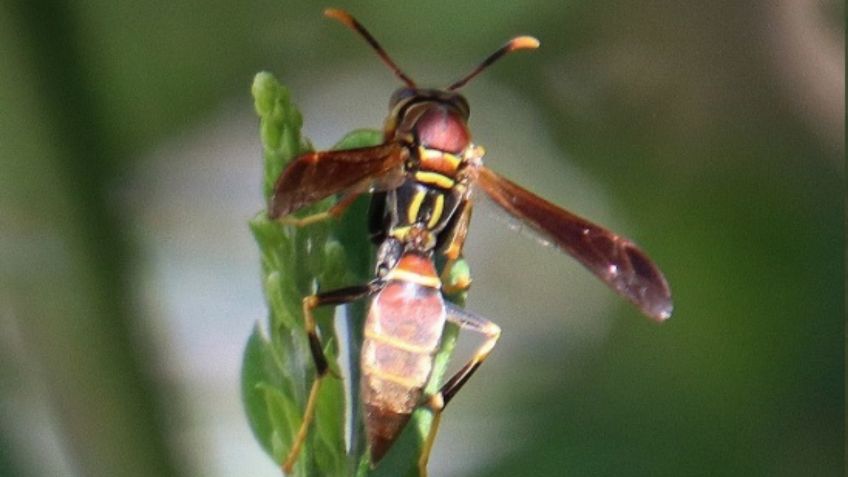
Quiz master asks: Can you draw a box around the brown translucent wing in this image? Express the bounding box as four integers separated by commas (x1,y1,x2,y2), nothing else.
477,166,672,321
269,142,406,218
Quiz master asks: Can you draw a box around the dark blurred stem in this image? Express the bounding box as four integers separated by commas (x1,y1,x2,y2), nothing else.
8,1,181,476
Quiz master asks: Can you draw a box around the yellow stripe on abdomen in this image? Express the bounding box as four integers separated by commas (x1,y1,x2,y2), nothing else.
384,268,441,288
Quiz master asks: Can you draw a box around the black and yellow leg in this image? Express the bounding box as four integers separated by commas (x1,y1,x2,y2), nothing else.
438,199,473,299
440,199,472,262
282,283,377,474
417,305,501,476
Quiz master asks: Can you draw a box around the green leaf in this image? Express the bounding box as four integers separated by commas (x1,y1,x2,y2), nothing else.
252,71,305,200
332,129,383,150
241,325,276,456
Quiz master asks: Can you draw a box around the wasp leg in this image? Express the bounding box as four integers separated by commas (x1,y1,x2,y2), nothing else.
439,257,472,299
418,306,501,476
278,188,364,227
438,199,473,298
283,283,378,474
439,199,472,262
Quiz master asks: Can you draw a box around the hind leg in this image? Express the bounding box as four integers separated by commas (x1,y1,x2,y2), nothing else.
417,305,501,476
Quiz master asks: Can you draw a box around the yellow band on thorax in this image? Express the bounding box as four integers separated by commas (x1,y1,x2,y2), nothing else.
426,194,445,229
415,171,455,189
418,146,462,169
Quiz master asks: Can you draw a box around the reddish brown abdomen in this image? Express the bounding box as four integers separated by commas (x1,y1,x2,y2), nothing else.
360,264,446,463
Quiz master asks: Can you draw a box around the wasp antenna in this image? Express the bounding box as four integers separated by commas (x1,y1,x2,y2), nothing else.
446,36,540,91
324,8,417,88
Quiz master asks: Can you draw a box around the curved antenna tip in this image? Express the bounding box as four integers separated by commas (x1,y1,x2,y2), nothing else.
510,36,541,51
446,34,540,91
323,8,352,25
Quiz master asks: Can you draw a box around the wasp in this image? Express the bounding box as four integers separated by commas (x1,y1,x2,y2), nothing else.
270,8,673,475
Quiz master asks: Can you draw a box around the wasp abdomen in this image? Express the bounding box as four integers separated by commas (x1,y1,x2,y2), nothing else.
361,255,446,463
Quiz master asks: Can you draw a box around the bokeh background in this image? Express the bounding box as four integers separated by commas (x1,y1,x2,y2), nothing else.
1,1,843,476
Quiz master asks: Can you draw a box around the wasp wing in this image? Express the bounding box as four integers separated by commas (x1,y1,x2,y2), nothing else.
476,166,672,321
269,142,407,218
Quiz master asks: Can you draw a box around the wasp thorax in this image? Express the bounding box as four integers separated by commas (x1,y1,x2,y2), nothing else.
414,105,470,154
404,224,435,252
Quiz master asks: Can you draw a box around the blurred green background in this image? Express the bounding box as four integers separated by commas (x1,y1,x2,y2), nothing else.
0,1,843,476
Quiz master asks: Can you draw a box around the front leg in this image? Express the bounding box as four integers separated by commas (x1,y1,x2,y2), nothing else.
277,186,366,227
282,283,380,473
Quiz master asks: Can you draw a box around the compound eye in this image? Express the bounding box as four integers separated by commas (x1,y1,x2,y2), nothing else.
451,95,470,118
389,87,417,108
